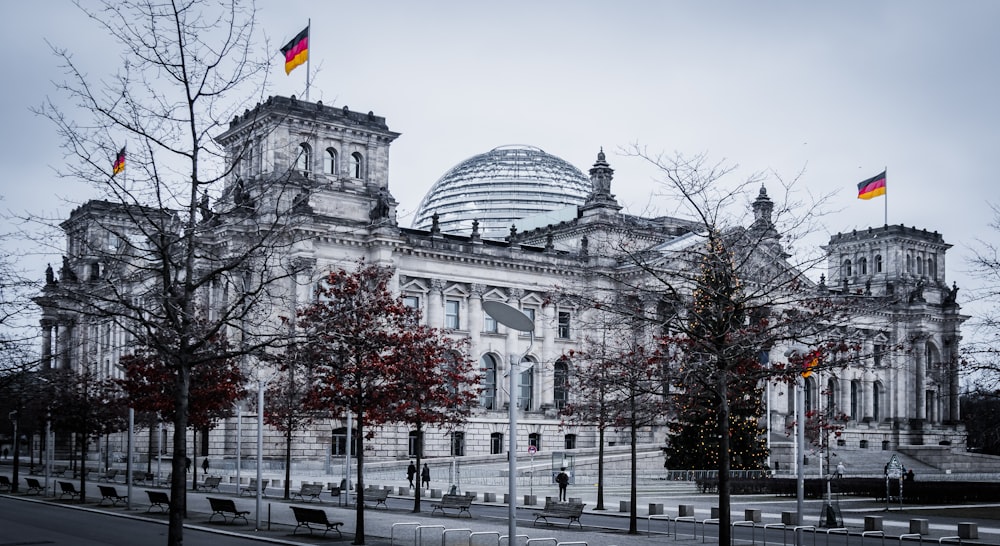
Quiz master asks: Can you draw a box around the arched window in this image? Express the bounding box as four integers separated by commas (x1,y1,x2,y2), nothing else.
873,382,882,422
875,254,883,273
850,380,860,420
906,254,912,273
490,432,503,455
916,256,924,275
518,357,535,410
843,259,852,277
324,148,338,175
351,152,364,178
804,377,815,413
553,358,569,410
296,143,312,173
928,256,937,279
860,257,868,276
480,354,497,410
827,378,837,413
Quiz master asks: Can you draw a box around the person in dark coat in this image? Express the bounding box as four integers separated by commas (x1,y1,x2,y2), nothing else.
421,464,431,488
406,461,416,488
556,467,570,501
202,458,210,473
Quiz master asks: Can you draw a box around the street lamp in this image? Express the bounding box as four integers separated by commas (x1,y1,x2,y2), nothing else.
482,300,534,544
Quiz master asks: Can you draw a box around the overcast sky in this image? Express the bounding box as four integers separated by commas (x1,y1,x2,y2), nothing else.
1,1,997,326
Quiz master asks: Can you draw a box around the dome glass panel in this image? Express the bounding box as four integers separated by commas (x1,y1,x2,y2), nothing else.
412,145,591,237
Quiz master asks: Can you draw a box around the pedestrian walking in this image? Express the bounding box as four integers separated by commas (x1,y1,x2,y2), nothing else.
836,461,845,478
406,461,416,488
421,463,431,489
202,458,210,473
556,467,570,501
185,456,192,473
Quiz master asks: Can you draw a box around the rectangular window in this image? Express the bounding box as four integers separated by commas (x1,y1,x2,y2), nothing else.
521,307,536,335
557,311,571,339
873,344,884,367
484,313,497,333
451,431,465,457
445,299,460,329
403,295,420,310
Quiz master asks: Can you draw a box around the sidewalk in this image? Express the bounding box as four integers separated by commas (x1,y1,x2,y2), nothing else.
3,462,1000,545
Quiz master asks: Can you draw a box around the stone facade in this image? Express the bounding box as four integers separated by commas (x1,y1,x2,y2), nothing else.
35,95,966,470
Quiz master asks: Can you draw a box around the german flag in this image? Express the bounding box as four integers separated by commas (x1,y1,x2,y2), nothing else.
112,147,126,176
280,26,309,75
857,170,886,200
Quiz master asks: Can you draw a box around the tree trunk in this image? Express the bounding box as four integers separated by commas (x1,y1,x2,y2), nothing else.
283,425,292,499
718,370,732,546
596,425,605,510
628,421,638,534
78,433,88,503
353,412,366,545
412,424,422,513
168,362,191,546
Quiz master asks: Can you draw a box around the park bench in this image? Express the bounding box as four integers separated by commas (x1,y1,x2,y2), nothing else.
533,500,585,528
51,466,68,477
328,484,344,505
97,469,120,482
24,477,44,495
431,492,475,517
0,475,11,492
98,485,128,507
155,472,172,487
358,487,389,509
57,481,81,500
207,497,249,524
131,471,153,485
239,478,268,497
194,476,222,492
27,465,45,476
290,506,344,538
291,483,324,503
146,490,171,513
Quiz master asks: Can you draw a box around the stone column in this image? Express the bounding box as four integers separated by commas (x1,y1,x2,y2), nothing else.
862,371,874,422
469,284,485,352
57,320,74,370
914,340,926,421
427,279,444,329
949,340,961,422
539,300,556,407
40,318,54,370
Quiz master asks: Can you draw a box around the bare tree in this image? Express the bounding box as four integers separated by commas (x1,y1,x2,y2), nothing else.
31,2,305,544
967,203,1000,389
558,149,870,545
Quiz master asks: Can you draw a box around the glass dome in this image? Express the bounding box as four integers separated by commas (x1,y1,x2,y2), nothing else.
412,145,591,238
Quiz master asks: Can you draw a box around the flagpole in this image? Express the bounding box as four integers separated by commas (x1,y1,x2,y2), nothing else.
883,166,888,226
305,19,311,101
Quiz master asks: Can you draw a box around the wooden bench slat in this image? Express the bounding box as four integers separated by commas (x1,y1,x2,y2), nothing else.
207,497,250,524
290,506,343,538
430,493,475,517
146,490,171,513
534,500,585,528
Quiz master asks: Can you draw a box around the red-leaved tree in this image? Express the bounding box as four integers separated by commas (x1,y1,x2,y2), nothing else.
117,338,246,492
298,261,476,544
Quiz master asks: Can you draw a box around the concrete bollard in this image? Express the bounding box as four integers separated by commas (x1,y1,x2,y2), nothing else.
782,511,796,525
465,491,477,501
711,506,721,519
397,486,409,495
958,522,979,539
620,501,631,513
484,492,496,502
569,497,582,504
503,493,511,504
744,509,761,523
679,505,695,517
545,496,554,503
864,516,883,531
431,488,442,498
649,503,664,515
909,519,929,534
271,479,281,488
524,494,537,506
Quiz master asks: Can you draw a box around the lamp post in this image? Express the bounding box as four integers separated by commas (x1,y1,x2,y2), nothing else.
482,301,534,544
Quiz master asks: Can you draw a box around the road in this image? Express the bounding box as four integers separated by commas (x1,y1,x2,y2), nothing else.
0,496,266,546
